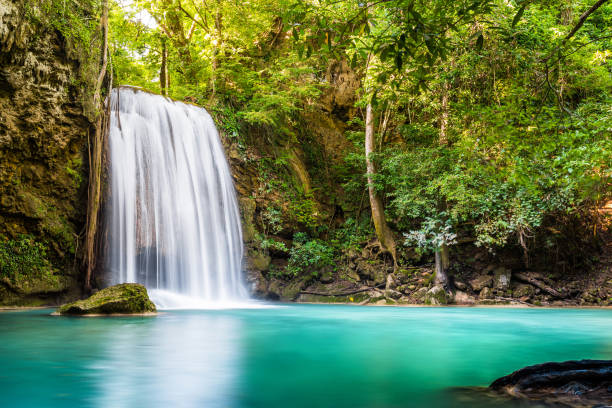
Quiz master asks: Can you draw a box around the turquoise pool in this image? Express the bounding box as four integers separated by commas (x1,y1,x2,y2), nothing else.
1,305,611,407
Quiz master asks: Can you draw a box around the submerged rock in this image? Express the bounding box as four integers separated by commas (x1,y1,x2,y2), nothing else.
57,283,156,315
490,359,612,407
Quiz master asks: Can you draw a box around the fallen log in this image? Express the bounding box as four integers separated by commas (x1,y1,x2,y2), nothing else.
494,296,533,306
300,283,385,297
514,272,563,298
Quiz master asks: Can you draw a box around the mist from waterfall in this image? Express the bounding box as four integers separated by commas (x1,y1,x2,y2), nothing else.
107,87,248,308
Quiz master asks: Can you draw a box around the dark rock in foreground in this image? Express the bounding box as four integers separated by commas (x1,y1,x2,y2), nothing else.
58,284,156,315
490,360,612,407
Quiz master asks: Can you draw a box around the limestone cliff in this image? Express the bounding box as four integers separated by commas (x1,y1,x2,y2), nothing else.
0,0,100,304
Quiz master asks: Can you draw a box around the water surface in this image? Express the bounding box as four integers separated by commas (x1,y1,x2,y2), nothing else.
1,305,611,407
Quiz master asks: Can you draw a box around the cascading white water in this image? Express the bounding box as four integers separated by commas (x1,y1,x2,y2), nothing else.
107,87,248,308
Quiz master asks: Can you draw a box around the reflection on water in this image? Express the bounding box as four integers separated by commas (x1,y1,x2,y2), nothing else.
0,306,611,408
91,313,242,408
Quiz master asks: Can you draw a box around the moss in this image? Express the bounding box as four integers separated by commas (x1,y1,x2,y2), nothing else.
239,197,257,242
424,286,449,305
58,283,156,315
65,157,84,189
249,250,271,271
41,212,78,255
0,235,52,283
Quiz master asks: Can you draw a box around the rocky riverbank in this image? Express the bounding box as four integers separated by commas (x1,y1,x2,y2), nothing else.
246,240,612,307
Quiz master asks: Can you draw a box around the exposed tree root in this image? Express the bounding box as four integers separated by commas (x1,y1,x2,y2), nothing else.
300,283,386,297
514,272,563,298
84,0,111,291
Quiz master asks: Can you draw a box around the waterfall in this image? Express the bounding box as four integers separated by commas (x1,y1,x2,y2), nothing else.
107,87,248,308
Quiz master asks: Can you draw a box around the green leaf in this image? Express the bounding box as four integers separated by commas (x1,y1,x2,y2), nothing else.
371,92,378,107
512,4,527,28
476,33,484,50
395,53,403,70
350,52,358,68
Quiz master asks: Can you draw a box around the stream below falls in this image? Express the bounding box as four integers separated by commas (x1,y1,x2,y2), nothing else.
1,305,611,408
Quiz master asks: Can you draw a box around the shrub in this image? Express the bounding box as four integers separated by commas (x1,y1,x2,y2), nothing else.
287,233,335,277
0,235,52,282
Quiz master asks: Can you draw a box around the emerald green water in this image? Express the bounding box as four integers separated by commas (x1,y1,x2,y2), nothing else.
1,305,611,407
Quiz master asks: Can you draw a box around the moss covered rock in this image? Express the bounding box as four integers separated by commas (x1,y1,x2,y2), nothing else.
57,283,156,315
424,285,449,305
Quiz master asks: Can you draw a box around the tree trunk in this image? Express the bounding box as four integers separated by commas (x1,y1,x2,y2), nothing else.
440,242,450,269
439,80,449,145
84,0,110,291
365,102,397,266
434,251,448,287
163,0,196,84
210,8,223,98
160,37,168,96
363,2,396,268
433,75,452,287
434,243,450,288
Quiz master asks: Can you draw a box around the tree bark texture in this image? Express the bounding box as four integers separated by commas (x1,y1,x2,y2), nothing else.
365,102,397,266
84,0,110,290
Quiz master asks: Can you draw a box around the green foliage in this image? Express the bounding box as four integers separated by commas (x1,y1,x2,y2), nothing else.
287,233,335,277
66,158,84,189
404,216,457,253
288,194,320,229
107,0,611,268
261,206,284,235
329,217,372,252
0,236,53,282
26,0,100,46
367,0,612,257
259,235,288,253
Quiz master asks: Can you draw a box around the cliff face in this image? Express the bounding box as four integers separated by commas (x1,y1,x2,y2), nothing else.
0,0,99,304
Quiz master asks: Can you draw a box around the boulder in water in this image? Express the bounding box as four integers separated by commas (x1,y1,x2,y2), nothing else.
58,283,156,315
490,359,612,406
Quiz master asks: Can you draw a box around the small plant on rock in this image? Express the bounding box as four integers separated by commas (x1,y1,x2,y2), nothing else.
287,232,335,278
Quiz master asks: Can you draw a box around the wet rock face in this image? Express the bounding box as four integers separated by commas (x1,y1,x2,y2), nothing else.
490,360,612,407
470,275,493,292
493,267,511,290
0,0,98,295
58,283,156,315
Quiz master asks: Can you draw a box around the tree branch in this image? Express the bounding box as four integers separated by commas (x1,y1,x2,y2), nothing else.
152,14,174,38
544,0,610,61
178,0,210,33
563,0,609,44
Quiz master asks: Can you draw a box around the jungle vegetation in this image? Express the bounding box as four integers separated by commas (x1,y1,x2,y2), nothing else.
106,0,610,284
